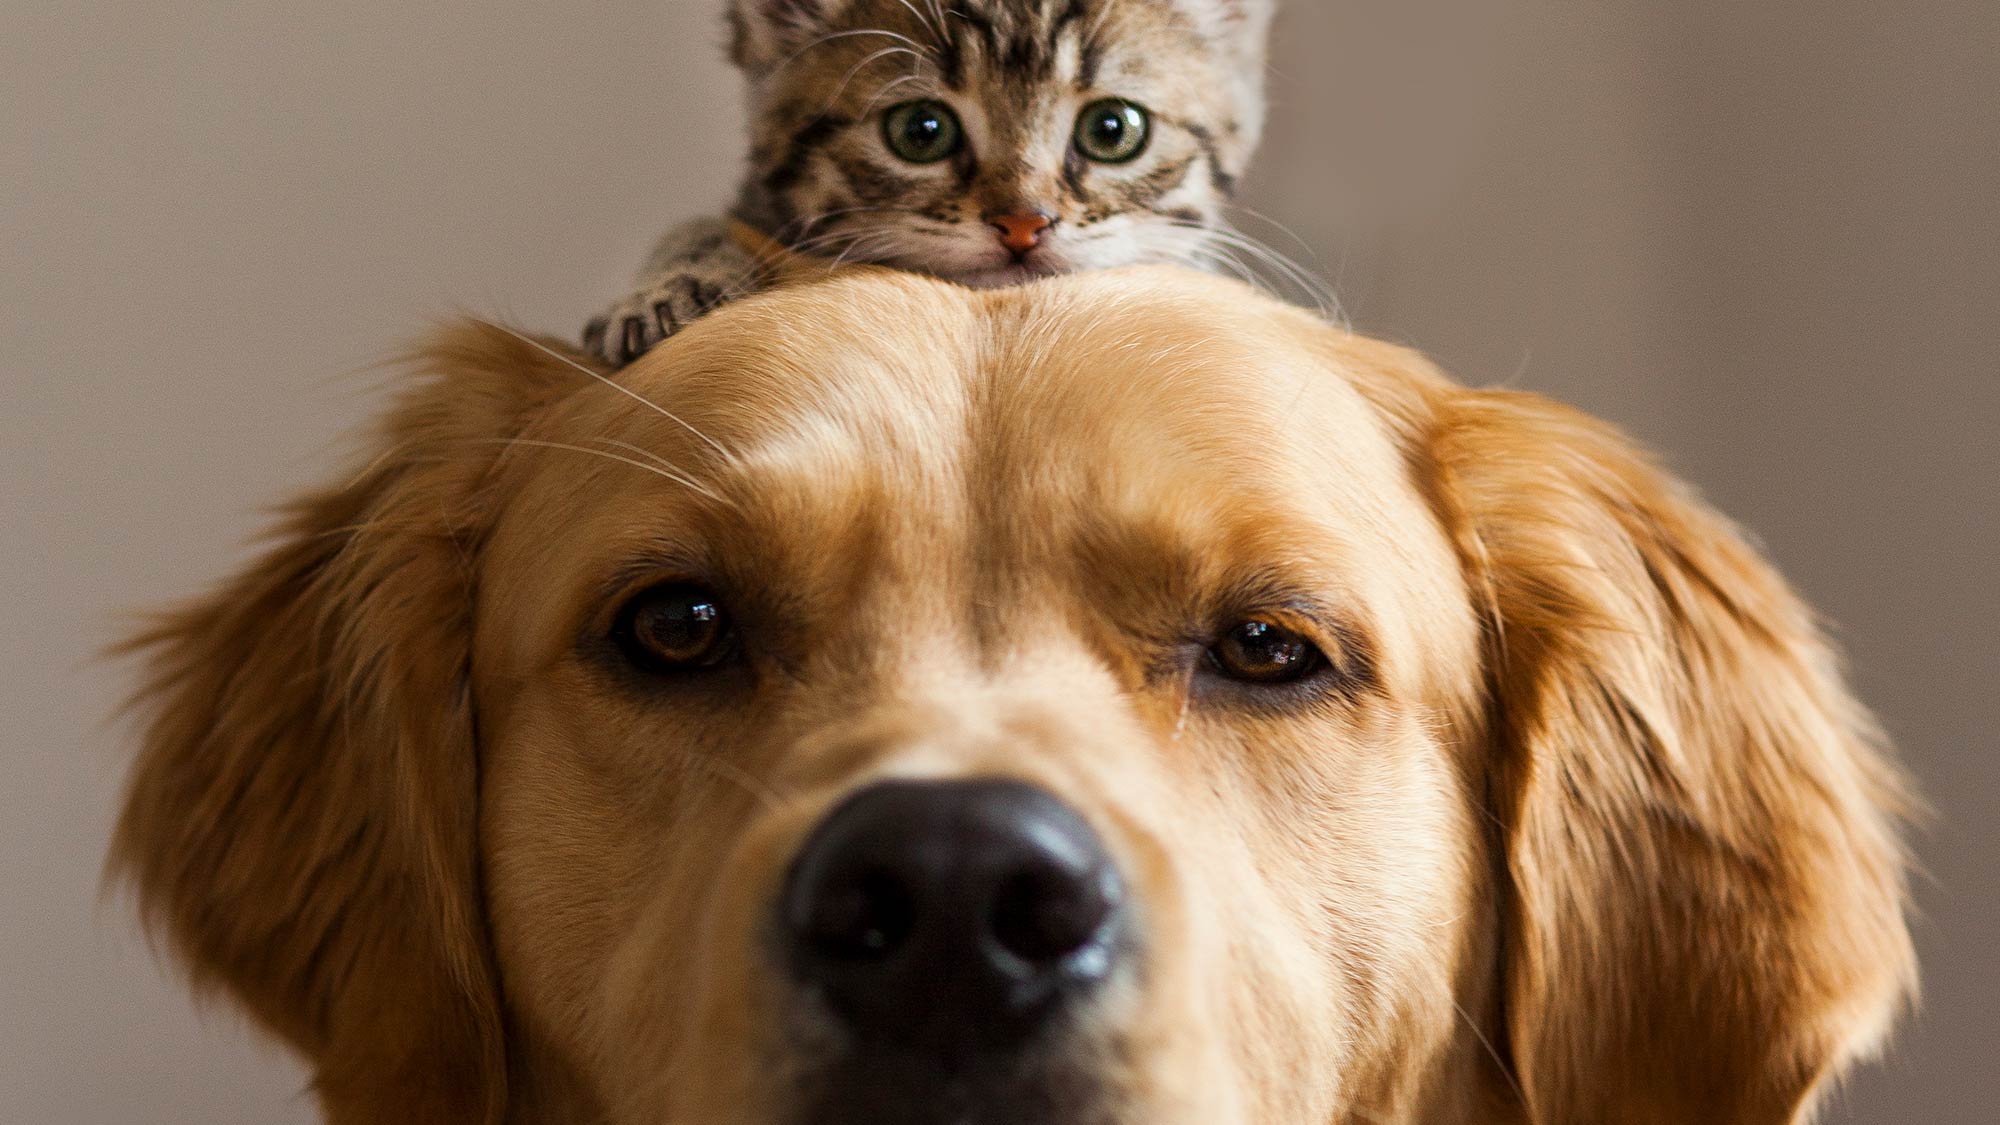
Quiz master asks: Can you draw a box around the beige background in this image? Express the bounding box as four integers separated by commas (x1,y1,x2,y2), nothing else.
4,1,1993,1120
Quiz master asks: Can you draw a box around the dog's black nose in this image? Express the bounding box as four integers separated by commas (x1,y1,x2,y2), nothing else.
781,778,1126,1047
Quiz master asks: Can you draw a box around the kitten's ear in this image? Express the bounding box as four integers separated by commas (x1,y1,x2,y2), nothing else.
729,0,855,71
1169,0,1277,51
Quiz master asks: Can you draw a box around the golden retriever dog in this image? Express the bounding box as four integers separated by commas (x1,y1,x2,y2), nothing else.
112,266,1915,1124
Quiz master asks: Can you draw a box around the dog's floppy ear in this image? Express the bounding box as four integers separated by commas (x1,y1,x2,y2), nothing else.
1430,387,1916,1122
109,324,584,1124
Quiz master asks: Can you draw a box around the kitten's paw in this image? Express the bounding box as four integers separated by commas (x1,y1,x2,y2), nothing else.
583,274,733,367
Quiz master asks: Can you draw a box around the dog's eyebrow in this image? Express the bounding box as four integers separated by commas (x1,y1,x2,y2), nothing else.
1206,580,1385,706
1218,575,1376,661
586,544,714,611
1310,613,1379,692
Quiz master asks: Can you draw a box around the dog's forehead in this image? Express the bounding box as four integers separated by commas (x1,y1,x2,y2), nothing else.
590,270,1392,493
489,271,1451,669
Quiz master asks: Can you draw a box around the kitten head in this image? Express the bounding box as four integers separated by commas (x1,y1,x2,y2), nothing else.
727,0,1276,286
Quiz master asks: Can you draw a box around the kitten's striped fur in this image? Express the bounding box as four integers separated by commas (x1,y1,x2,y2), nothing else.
586,0,1275,365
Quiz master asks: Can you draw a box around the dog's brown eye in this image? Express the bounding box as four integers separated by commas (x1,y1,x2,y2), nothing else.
613,583,736,672
1208,620,1324,684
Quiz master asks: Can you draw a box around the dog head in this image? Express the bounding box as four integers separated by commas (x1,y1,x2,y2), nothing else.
112,268,1914,1124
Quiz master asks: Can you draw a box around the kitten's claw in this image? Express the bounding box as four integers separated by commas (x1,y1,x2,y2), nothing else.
651,300,679,339
619,317,647,365
585,271,742,367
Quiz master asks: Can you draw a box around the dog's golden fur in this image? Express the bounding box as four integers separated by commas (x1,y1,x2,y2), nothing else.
111,267,1915,1123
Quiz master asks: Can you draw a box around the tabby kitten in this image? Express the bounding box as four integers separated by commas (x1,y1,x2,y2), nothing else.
585,0,1277,366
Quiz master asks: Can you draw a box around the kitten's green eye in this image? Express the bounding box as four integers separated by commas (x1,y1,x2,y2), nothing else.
1073,99,1150,164
882,100,963,164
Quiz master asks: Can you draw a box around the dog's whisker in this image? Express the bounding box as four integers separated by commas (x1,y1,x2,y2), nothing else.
1452,995,1528,1110
1170,667,1196,741
670,749,789,815
478,321,732,459
587,436,720,488
475,437,732,507
339,436,424,494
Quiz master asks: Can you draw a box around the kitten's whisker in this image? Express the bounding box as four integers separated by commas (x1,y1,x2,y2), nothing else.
824,231,903,271
1124,223,1335,322
771,28,930,80
1199,243,1261,290
1221,202,1323,263
776,224,901,270
827,237,892,271
478,322,731,459
1126,222,1240,274
819,45,928,117
890,0,948,52
1210,221,1340,319
740,225,880,280
1206,224,1323,278
784,212,932,255
1217,233,1327,307
1182,224,1343,324
785,228,881,257
777,204,926,238
861,73,934,118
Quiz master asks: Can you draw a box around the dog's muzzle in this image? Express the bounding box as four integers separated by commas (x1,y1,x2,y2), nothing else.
779,778,1131,1122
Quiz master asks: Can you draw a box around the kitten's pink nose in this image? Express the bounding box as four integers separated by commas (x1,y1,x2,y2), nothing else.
987,211,1055,255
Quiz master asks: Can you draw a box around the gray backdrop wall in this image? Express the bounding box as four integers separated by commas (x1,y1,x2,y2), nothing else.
5,1,1993,1120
